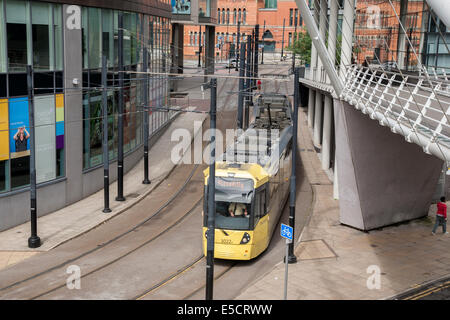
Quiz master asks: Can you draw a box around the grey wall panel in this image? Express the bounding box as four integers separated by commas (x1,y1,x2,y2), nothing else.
63,4,83,204
335,99,443,230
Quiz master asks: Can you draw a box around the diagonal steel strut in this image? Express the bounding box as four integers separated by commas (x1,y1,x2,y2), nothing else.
295,0,344,97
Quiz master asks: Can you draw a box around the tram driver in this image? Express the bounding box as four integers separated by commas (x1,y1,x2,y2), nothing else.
228,202,248,218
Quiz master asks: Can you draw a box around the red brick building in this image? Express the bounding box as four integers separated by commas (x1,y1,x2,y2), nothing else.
183,0,304,60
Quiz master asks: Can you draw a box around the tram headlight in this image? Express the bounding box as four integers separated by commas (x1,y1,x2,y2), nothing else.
240,232,251,244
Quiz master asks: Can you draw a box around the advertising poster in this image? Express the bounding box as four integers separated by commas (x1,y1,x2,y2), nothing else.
9,97,30,159
0,99,8,161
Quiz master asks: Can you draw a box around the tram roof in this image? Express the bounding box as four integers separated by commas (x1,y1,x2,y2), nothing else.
204,93,293,188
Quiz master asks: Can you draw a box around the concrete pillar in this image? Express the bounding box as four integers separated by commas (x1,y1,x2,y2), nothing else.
170,23,184,91
171,23,184,74
318,0,328,83
310,0,320,81
340,0,355,79
333,155,339,200
204,25,216,81
322,95,332,170
313,91,323,147
308,88,315,128
334,99,444,230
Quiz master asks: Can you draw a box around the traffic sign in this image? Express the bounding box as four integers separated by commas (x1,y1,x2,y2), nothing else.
281,224,293,241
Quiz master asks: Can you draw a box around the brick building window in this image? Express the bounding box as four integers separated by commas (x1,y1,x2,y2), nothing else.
290,9,293,26
264,0,277,9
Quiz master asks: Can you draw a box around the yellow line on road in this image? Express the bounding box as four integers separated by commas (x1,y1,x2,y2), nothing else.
404,281,450,300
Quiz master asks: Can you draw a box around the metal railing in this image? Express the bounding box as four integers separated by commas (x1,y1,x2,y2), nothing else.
340,64,450,162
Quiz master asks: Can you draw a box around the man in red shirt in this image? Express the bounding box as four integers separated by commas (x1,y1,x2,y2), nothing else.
432,197,448,235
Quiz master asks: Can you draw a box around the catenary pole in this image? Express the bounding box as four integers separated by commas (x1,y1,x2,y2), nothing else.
237,43,246,129
205,78,217,301
198,25,202,68
27,65,41,249
143,44,151,185
102,56,112,213
254,24,259,82
236,21,241,71
116,12,125,201
281,18,285,61
261,20,266,65
288,67,300,264
245,35,252,129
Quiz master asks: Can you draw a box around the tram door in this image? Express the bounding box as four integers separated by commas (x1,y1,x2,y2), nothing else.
253,187,269,255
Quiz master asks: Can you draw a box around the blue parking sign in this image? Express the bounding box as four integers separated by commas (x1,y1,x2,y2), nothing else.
280,224,293,241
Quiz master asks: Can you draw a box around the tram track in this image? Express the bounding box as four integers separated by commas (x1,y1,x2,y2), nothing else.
0,163,204,299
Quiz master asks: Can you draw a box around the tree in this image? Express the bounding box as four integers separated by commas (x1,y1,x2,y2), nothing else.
287,28,312,65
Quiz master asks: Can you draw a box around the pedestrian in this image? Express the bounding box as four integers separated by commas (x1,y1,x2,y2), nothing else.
257,79,262,91
432,196,448,235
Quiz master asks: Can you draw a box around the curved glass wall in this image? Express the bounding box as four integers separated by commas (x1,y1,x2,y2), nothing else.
81,8,172,170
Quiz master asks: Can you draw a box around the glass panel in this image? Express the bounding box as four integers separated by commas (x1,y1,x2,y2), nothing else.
130,13,137,65
82,93,89,169
82,7,88,69
6,0,29,72
88,7,101,69
0,99,10,191
89,91,103,166
102,9,114,68
172,0,191,14
32,2,53,71
54,4,63,70
123,12,132,66
198,0,210,17
0,0,6,73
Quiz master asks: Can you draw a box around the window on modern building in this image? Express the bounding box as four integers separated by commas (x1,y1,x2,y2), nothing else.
6,0,29,72
54,4,63,71
32,2,53,71
88,8,102,69
0,0,5,73
102,9,114,68
82,7,88,69
290,9,293,26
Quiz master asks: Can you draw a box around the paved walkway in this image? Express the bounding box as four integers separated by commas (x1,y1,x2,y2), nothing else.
238,107,450,300
0,111,206,269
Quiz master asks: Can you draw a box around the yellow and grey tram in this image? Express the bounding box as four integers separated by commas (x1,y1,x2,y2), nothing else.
202,93,294,260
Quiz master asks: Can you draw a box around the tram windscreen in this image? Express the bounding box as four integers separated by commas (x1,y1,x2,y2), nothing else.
213,177,254,230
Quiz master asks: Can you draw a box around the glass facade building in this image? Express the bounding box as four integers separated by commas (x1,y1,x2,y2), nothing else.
0,0,172,231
